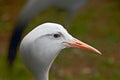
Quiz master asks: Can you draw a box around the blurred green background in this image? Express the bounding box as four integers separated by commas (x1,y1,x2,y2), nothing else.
0,0,120,80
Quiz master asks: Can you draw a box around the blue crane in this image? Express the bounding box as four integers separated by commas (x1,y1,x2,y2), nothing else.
8,0,87,65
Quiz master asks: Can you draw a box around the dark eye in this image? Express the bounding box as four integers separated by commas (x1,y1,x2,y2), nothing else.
53,33,61,38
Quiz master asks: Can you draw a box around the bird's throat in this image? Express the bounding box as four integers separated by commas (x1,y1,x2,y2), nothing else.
35,71,48,80
35,51,60,80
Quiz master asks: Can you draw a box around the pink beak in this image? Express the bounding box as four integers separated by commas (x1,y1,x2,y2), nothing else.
67,38,102,55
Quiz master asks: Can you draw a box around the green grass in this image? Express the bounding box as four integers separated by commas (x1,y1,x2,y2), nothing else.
0,22,11,30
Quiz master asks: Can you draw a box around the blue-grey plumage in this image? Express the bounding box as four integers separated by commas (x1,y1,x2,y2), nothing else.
8,0,88,65
20,23,101,80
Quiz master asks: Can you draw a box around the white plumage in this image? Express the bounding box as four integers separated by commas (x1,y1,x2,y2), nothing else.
20,23,101,80
8,0,88,65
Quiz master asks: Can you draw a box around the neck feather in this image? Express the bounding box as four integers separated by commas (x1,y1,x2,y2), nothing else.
35,71,48,80
34,51,60,80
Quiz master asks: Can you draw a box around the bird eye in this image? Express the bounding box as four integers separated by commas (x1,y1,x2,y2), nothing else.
53,33,61,38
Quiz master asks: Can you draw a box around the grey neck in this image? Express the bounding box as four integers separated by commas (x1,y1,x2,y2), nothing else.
35,71,48,80
34,51,60,80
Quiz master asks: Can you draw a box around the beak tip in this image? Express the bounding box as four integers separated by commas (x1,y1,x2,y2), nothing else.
96,51,102,55
99,52,102,55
